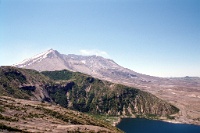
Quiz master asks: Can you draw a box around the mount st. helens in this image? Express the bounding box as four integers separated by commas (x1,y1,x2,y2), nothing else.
14,49,200,125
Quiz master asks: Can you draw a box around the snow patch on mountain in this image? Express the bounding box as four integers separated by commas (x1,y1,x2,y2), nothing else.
14,49,55,67
81,60,86,64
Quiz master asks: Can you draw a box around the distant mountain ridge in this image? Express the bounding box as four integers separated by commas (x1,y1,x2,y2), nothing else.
14,49,158,84
14,49,200,89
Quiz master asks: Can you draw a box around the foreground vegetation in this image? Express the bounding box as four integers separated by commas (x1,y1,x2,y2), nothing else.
0,96,122,132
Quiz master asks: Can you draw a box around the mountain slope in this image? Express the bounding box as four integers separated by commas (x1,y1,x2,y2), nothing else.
0,66,123,132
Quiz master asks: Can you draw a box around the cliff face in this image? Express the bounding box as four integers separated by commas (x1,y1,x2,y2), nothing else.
0,66,179,119
47,82,178,117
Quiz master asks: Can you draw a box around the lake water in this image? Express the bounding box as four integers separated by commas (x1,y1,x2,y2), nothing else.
117,118,200,133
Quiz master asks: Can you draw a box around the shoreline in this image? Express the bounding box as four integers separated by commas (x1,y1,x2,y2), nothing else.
112,117,121,126
113,116,200,127
112,115,136,126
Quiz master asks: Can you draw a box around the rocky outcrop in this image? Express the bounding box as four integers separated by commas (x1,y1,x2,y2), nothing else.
19,84,36,91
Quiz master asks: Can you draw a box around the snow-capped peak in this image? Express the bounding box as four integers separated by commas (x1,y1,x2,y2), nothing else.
14,49,58,67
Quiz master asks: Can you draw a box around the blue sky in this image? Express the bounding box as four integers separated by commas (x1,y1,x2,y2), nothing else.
0,0,200,77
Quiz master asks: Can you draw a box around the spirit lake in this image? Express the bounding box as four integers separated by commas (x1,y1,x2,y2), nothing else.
117,118,200,133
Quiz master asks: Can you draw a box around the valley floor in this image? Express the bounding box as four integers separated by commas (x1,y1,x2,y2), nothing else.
136,85,200,126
